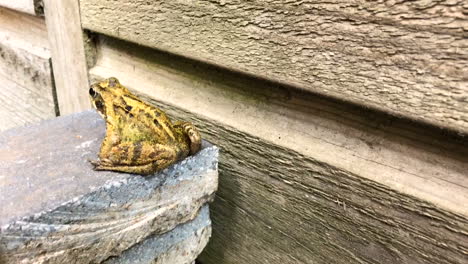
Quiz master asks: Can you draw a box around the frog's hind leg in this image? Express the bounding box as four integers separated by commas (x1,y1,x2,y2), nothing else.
174,121,202,155
92,143,179,175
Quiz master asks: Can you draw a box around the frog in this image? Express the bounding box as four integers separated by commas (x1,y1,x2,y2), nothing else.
88,77,202,175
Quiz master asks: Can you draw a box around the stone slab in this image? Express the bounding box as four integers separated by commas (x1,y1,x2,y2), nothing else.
0,110,218,263
106,205,211,264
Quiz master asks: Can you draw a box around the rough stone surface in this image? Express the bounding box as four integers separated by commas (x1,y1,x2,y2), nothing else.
105,205,211,264
0,110,218,263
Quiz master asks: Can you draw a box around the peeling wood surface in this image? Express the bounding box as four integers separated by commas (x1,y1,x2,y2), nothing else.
89,37,468,264
0,7,56,131
81,0,468,134
0,0,42,16
44,0,91,115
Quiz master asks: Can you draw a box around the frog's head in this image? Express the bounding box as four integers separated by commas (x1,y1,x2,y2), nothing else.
89,77,128,118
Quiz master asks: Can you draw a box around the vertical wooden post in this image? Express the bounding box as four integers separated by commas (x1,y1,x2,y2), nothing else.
43,0,90,115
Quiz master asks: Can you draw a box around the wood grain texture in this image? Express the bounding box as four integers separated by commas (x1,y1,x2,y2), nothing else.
0,7,56,131
80,0,468,134
177,107,467,264
0,0,43,15
89,37,468,264
0,7,49,56
44,0,91,115
91,37,468,217
0,73,55,131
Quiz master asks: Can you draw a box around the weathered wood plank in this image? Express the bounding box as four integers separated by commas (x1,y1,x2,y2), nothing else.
91,36,468,216
0,111,218,263
0,74,54,131
89,37,468,264
0,7,49,55
80,0,468,134
44,0,91,115
0,0,42,16
0,7,56,131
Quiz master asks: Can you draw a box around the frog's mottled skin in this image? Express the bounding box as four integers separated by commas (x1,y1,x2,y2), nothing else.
89,77,201,175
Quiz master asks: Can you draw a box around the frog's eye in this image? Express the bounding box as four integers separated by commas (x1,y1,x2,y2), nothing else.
89,87,98,98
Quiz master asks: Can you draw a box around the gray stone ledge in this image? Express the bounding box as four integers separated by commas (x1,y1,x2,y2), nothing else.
0,110,218,263
106,205,211,264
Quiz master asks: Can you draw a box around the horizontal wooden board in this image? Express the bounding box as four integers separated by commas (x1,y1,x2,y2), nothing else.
0,7,49,57
89,36,468,264
0,7,56,131
0,74,54,131
0,0,41,15
81,0,468,134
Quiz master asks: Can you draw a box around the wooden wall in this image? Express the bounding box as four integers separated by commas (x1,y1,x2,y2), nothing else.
0,6,57,131
0,0,90,131
1,0,467,263
0,0,42,15
86,36,468,264
79,1,468,263
81,0,468,134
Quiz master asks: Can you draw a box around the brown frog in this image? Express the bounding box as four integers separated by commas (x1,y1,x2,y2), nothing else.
89,77,201,175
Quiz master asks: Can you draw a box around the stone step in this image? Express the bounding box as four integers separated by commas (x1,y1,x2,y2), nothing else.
0,110,218,263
